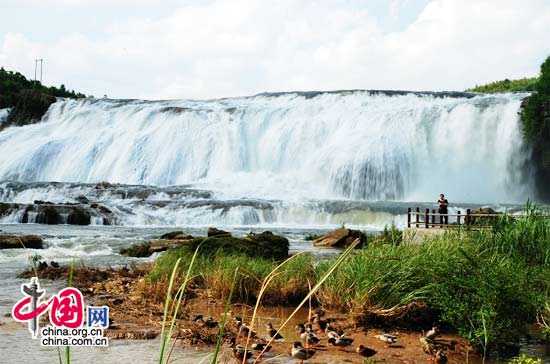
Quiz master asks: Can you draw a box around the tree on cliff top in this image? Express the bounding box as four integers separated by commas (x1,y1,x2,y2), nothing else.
520,56,550,201
521,56,550,143
0,67,85,109
0,67,86,128
467,77,539,93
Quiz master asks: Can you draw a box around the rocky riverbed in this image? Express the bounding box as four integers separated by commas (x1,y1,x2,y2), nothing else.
12,261,478,364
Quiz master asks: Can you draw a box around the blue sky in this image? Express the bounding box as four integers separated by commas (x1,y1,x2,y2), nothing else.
0,0,548,99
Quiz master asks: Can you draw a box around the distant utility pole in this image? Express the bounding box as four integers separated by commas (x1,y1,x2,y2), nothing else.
34,58,44,83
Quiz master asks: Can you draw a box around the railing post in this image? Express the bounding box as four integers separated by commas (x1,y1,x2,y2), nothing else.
466,209,471,226
425,208,429,228
407,208,411,228
415,207,420,228
457,210,461,225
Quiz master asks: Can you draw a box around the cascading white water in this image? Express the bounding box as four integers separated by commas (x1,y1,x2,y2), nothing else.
0,91,532,204
0,108,10,124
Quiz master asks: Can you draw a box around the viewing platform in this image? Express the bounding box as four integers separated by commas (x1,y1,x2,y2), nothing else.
404,207,550,244
406,207,500,229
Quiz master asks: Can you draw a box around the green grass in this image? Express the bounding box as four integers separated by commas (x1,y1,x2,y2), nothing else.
467,77,538,93
150,246,315,305
317,207,549,353
149,206,550,355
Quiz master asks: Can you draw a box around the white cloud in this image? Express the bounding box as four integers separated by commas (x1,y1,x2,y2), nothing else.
1,0,549,99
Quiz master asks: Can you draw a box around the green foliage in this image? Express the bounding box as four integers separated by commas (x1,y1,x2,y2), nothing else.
519,56,550,201
370,224,403,245
0,67,85,108
467,77,539,93
0,67,85,128
508,354,543,364
28,253,42,271
520,57,550,143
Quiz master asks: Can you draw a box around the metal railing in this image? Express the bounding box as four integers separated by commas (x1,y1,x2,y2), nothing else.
407,208,511,229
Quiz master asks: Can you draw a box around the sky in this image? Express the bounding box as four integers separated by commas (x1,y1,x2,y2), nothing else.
0,0,549,100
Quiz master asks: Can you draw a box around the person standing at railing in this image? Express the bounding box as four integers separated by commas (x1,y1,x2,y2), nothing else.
438,194,449,226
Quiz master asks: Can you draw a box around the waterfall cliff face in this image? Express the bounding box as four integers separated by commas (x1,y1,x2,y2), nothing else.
0,90,531,205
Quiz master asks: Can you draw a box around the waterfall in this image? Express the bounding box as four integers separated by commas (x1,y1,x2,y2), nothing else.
0,91,532,204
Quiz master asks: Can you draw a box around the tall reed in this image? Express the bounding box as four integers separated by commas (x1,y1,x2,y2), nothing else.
158,242,203,364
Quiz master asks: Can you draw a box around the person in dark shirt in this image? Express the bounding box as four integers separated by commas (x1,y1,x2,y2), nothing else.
438,194,449,225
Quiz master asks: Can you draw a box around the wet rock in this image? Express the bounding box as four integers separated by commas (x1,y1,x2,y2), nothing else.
0,234,44,249
471,207,498,215
120,239,191,257
90,203,112,214
468,207,500,225
313,227,366,248
160,231,193,240
246,231,289,259
33,200,56,205
207,227,231,237
95,181,113,189
75,195,90,204
17,202,113,226
34,205,62,224
67,207,91,225
120,242,152,258
0,202,21,219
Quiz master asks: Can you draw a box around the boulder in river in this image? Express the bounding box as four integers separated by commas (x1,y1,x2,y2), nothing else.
312,227,366,248
468,207,500,225
189,230,289,260
123,230,288,260
207,227,231,237
159,231,194,240
75,195,90,204
12,202,115,225
120,237,193,257
34,205,62,224
67,207,92,225
471,207,498,215
0,234,43,249
120,243,153,257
